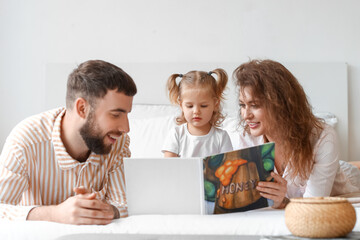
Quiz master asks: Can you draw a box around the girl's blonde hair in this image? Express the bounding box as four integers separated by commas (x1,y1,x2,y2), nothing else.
233,59,324,180
166,69,228,127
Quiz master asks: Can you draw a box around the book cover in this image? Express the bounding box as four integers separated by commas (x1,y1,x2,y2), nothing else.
203,142,275,214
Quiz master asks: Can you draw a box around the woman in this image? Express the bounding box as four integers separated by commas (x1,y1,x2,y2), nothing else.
233,59,360,209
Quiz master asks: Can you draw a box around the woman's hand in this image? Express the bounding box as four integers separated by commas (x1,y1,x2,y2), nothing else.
256,172,288,209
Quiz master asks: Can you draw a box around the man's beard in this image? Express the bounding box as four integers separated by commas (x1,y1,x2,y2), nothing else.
79,114,112,155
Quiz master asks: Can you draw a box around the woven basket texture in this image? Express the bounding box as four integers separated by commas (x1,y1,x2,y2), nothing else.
285,197,356,238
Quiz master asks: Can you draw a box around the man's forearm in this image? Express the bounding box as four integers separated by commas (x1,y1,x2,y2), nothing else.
27,205,56,221
27,195,114,225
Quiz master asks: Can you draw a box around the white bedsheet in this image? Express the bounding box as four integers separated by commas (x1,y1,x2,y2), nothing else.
1,207,360,240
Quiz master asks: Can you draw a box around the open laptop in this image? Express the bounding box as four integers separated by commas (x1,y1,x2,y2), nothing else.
124,157,205,215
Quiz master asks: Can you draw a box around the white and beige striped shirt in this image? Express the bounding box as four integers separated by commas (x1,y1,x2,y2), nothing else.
0,107,130,220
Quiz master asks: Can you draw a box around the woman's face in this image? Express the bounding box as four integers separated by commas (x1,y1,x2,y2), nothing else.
239,87,269,138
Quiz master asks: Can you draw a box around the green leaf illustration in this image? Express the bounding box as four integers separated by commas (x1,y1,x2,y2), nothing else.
261,143,275,159
263,158,274,171
208,154,224,169
204,180,216,201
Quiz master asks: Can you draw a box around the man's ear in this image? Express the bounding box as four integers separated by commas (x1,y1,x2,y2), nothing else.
74,98,89,119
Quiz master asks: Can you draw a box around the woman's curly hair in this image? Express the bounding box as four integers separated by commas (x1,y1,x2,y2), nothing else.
233,59,324,180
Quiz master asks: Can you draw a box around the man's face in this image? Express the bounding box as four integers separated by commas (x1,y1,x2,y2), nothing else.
80,90,133,155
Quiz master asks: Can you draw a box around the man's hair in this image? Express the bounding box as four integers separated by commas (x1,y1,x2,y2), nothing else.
66,60,137,109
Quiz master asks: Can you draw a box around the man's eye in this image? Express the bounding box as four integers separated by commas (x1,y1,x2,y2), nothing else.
239,103,245,108
112,114,120,118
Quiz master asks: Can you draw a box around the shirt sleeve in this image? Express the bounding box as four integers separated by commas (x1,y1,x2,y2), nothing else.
0,140,35,220
303,125,340,197
220,130,233,153
161,127,179,155
105,134,131,218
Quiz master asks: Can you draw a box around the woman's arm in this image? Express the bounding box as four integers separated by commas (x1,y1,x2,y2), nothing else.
303,125,339,197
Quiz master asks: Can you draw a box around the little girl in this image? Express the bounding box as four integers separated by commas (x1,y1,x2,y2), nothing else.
162,69,233,158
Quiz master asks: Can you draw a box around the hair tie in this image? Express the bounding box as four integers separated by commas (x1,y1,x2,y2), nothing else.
208,71,213,75
175,74,183,85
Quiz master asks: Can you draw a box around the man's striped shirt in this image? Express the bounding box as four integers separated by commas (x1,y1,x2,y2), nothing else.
0,108,129,220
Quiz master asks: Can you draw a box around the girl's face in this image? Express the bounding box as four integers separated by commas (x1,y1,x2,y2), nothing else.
180,86,217,135
239,87,269,138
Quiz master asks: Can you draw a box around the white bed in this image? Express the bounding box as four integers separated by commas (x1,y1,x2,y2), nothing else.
1,207,360,239
0,62,353,240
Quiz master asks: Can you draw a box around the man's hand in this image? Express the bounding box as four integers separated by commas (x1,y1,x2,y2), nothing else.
74,186,120,219
27,187,116,225
73,186,92,195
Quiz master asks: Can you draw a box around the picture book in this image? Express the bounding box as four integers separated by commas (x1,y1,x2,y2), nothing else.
203,142,275,214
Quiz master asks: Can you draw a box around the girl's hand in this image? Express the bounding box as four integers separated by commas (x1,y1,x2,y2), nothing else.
164,151,179,157
256,172,288,209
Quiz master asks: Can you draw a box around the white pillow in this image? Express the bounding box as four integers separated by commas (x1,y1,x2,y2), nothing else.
128,105,180,157
129,104,180,119
128,115,177,158
315,112,338,127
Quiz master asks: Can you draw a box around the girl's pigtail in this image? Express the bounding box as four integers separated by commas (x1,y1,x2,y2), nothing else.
166,74,182,105
211,68,228,100
209,68,228,127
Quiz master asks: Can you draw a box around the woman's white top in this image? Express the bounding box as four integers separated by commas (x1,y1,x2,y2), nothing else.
237,124,360,198
162,123,233,158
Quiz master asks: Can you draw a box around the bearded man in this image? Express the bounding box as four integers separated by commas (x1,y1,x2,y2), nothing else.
0,60,137,225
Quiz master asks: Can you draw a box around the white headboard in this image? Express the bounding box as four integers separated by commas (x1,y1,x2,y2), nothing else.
46,62,348,160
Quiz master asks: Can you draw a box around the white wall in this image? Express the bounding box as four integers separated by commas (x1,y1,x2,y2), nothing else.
1,0,360,161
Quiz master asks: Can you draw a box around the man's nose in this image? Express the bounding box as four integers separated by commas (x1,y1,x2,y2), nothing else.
119,115,130,133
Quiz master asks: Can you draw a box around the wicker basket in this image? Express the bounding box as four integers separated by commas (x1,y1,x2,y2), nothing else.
285,197,356,238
